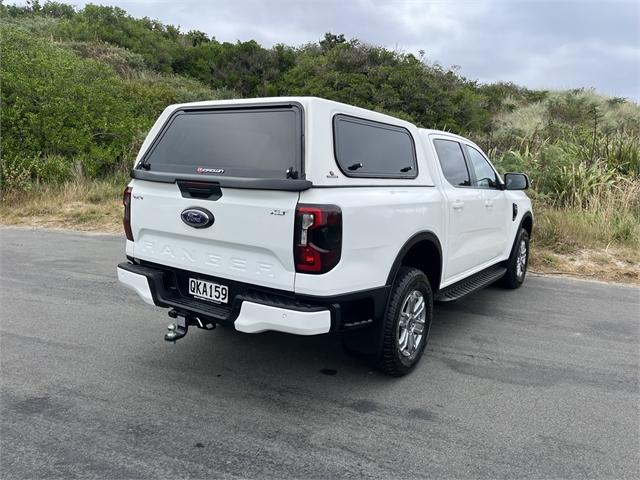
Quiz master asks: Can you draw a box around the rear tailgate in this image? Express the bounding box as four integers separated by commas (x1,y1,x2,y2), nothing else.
128,102,306,292
130,181,299,291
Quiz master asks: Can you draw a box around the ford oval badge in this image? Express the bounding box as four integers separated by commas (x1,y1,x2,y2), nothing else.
181,207,214,229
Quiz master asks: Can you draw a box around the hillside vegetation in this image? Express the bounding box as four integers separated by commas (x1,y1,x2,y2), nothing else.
1,2,639,282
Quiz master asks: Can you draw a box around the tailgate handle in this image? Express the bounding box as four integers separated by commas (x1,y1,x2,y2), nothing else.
177,181,222,201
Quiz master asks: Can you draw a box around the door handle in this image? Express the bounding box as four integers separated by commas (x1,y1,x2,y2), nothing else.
484,199,494,208
452,200,464,211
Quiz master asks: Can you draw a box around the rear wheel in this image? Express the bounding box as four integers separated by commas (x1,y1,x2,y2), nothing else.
376,267,433,376
501,228,530,289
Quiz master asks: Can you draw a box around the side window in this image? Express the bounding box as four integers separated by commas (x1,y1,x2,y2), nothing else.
333,115,417,178
433,139,471,187
466,146,499,188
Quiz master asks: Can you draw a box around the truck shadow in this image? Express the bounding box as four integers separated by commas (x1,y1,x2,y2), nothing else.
148,283,519,389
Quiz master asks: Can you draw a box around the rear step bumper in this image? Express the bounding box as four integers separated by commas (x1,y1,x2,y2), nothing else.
117,262,333,335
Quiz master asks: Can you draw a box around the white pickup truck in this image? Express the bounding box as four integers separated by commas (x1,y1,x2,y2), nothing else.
117,97,532,376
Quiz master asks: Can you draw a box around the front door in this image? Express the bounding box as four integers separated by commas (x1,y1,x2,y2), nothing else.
464,144,509,260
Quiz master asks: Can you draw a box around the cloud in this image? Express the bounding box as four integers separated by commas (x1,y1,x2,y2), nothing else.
30,0,640,99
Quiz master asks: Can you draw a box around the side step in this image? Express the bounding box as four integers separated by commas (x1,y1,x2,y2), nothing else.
435,264,507,302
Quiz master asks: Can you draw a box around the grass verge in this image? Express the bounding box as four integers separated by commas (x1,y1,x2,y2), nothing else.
1,180,638,285
0,179,124,233
529,204,639,284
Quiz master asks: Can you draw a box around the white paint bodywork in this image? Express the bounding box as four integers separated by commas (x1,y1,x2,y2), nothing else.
295,186,444,295
125,96,532,303
117,267,156,306
234,301,331,335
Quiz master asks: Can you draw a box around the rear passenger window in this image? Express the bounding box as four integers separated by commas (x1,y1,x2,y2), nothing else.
433,139,471,187
466,146,499,188
333,115,417,178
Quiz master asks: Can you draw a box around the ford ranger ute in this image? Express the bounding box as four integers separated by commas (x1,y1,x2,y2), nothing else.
117,97,532,376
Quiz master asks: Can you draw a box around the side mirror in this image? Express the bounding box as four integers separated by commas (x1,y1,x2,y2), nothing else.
504,172,529,190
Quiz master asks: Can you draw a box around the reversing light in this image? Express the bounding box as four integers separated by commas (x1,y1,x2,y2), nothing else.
299,212,315,246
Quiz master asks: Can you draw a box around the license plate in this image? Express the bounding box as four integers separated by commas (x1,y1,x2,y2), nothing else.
188,278,229,304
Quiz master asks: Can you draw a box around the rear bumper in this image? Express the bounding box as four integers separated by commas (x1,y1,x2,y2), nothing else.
117,261,388,335
117,267,156,306
234,302,330,335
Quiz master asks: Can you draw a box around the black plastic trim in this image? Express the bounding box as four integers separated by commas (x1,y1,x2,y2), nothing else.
311,184,436,188
131,170,313,191
519,211,533,231
177,180,223,200
386,231,443,291
504,212,534,263
435,263,507,302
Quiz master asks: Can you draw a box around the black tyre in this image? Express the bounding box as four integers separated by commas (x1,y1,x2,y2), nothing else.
376,266,433,377
501,228,530,289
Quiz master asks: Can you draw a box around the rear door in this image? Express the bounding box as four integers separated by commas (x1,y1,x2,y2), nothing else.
128,104,305,292
432,138,487,280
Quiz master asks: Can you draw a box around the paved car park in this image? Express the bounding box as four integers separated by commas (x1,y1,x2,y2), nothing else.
1,228,638,479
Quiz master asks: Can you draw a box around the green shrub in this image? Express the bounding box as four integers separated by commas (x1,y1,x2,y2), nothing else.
1,26,138,162
1,159,35,194
0,21,220,194
33,155,75,184
63,40,147,78
1,155,74,193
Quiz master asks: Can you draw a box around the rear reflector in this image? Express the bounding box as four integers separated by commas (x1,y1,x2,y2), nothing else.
123,186,134,241
294,204,342,274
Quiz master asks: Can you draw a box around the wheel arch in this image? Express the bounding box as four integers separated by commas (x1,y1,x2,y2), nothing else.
386,231,443,293
521,211,533,237
507,211,533,260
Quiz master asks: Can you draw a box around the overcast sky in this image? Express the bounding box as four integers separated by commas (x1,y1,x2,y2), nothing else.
56,0,640,99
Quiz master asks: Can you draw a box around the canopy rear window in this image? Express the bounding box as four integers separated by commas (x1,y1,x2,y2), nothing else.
141,105,303,179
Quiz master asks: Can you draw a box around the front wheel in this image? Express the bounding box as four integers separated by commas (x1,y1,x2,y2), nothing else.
501,228,530,289
377,267,433,376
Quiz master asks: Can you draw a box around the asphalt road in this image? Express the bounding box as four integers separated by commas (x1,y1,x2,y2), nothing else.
1,228,638,479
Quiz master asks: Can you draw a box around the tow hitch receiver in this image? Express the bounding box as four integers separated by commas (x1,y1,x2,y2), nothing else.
164,309,215,343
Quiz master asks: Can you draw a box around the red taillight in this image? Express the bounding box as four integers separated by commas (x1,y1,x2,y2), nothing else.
294,204,342,274
123,186,134,241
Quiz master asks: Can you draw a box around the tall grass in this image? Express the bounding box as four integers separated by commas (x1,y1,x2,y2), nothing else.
534,182,640,252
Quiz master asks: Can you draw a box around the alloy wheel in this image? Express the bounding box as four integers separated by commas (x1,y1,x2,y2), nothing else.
397,290,426,358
